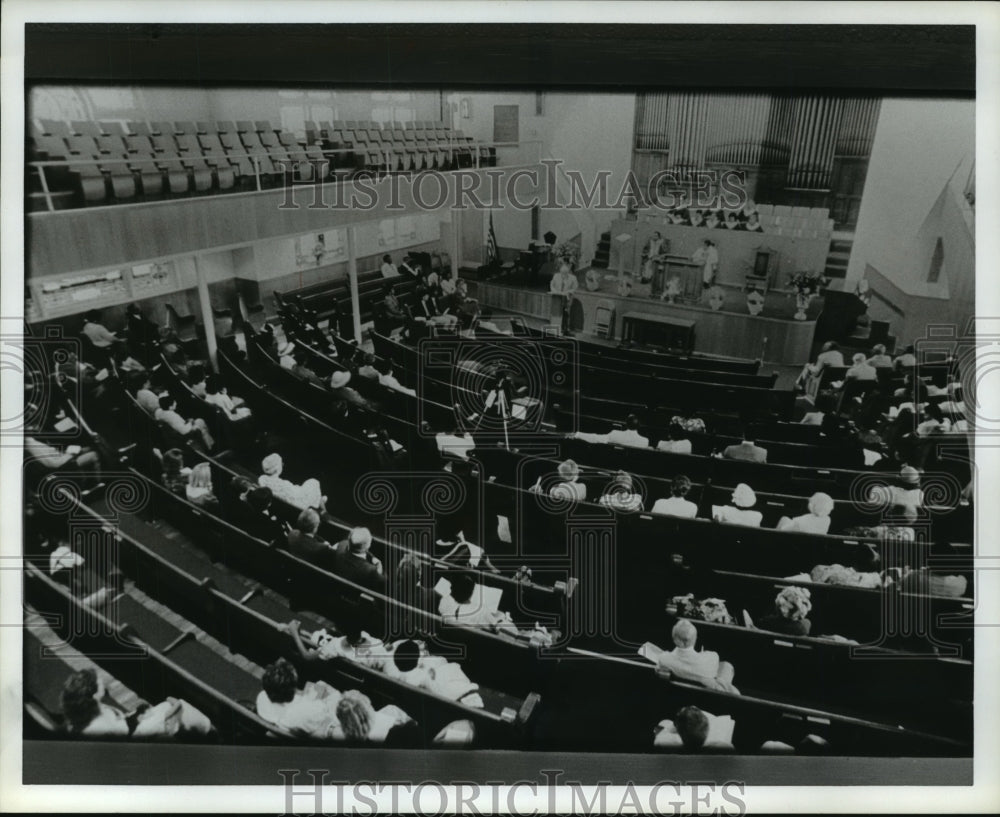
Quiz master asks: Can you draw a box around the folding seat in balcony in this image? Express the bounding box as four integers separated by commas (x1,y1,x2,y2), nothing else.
33,135,68,160
154,150,192,194
39,118,71,137
259,129,280,148
318,120,333,137
173,121,197,135
180,154,214,191
198,133,225,155
240,130,264,151
345,120,358,130
97,134,128,155
254,120,274,134
126,134,155,154
99,121,127,137
216,121,237,134
127,151,165,196
70,162,107,204
236,120,255,134
303,144,329,178
70,120,103,137
104,156,138,200
367,128,385,145
265,144,293,177
127,121,153,137
219,131,241,150
195,121,214,134
176,133,202,153
278,132,298,148
396,129,410,142
66,134,100,156
150,121,175,136
152,133,178,152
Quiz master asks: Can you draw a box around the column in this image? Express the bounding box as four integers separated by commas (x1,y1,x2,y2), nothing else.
346,226,363,343
193,256,218,371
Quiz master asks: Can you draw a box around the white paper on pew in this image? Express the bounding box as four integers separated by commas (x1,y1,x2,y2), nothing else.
94,368,109,382
479,584,503,614
434,577,452,597
638,642,664,663
53,417,78,433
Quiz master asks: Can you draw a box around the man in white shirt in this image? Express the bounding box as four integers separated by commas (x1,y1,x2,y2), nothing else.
845,353,878,382
548,264,579,334
380,254,400,278
154,395,214,450
651,619,736,692
81,309,120,349
693,239,719,289
376,360,416,397
256,658,341,739
651,475,699,519
893,344,917,370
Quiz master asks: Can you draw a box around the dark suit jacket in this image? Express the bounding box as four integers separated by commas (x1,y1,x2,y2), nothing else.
231,500,285,545
287,530,337,571
331,542,386,593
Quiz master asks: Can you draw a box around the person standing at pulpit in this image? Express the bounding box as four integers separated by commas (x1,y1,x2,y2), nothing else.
549,263,579,335
641,231,668,296
693,239,719,290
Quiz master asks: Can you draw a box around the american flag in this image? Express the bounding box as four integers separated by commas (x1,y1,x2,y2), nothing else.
486,210,499,265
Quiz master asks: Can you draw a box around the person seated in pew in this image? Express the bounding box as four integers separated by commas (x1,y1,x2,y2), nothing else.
529,459,587,502
668,208,690,226
331,527,386,593
355,352,380,381
435,421,476,463
48,539,121,608
380,254,400,278
867,343,893,368
867,465,924,512
599,471,645,512
893,344,917,370
204,375,252,421
55,351,101,392
723,211,741,230
154,394,215,452
657,422,693,454
375,358,416,397
24,433,101,481
131,372,162,417
436,528,500,573
232,482,286,545
915,402,951,437
573,414,650,449
277,340,297,370
285,348,326,388
394,552,439,613
437,571,519,636
439,269,458,300
712,483,763,527
383,639,485,708
794,341,844,392
187,364,208,398
752,586,812,637
382,284,407,330
81,309,124,352
651,475,699,519
61,668,213,739
845,352,878,382
185,462,219,510
160,448,190,496
256,657,343,740
720,437,768,464
641,619,738,693
329,370,375,413
259,453,326,512
285,508,337,570
775,492,834,535
399,252,422,279
335,689,417,745
654,705,735,751
294,617,388,669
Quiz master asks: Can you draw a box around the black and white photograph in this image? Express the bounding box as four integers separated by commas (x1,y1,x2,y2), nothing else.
2,3,998,814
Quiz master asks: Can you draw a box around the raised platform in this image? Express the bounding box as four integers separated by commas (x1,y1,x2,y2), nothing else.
471,271,818,365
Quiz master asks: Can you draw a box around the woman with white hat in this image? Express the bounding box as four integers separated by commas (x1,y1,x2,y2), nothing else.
259,452,325,512
712,483,763,527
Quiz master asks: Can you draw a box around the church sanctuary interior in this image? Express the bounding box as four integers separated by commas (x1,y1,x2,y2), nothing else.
15,23,979,786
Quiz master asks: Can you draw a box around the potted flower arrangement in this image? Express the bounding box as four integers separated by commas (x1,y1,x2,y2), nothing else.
670,415,706,434
554,241,580,272
706,285,726,311
787,271,830,320
745,288,765,316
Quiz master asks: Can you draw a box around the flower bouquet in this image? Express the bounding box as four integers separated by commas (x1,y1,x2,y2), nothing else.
745,289,765,316
667,594,735,625
554,241,580,272
706,285,726,311
670,415,706,434
663,276,682,303
787,271,829,320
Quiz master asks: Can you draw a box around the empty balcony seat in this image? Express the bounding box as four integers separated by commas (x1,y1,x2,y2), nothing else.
126,134,156,153
33,135,69,160
219,131,242,150
195,121,214,134
216,121,237,134
259,130,280,147
173,121,197,135
96,134,127,154
152,133,178,152
176,133,202,152
236,120,255,134
150,121,175,135
127,152,165,196
254,120,273,133
66,134,100,156
278,132,298,147
127,121,153,137
198,133,226,155
70,164,107,203
240,132,264,150
179,155,214,191
39,119,71,137
155,151,191,194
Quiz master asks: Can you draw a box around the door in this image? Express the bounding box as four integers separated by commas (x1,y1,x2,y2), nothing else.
493,105,520,165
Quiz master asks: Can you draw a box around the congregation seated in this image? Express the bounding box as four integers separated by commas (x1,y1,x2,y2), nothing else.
331,527,386,593
574,414,650,449
437,571,518,634
752,586,812,637
598,471,645,512
654,705,735,751
336,689,417,745
776,492,834,535
530,459,587,502
231,482,285,545
154,394,215,451
185,462,219,509
845,352,878,382
720,437,768,464
355,352,379,381
187,364,208,398
868,465,924,511
131,372,161,416
160,448,189,496
384,639,484,708
329,370,374,412
47,538,120,608
893,344,917,370
867,344,893,368
277,339,297,369
81,309,123,352
795,341,843,391
376,358,416,397
651,475,699,519
287,348,325,387
204,374,252,421
24,432,101,480
656,423,692,454
259,452,325,512
380,253,400,278
110,343,146,375
712,483,763,527
255,657,342,739
642,619,738,693
285,508,337,569
61,668,212,739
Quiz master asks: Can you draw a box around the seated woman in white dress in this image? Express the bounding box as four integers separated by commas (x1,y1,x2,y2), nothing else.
776,492,834,535
651,475,699,519
712,483,763,527
528,459,586,501
255,658,342,739
334,690,415,744
259,453,325,511
437,572,518,635
598,471,644,512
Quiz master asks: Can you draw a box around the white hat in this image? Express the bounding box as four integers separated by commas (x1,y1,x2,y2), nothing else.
732,483,757,508
277,340,295,357
330,370,352,389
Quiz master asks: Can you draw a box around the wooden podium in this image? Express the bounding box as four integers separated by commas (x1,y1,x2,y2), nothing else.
663,255,702,301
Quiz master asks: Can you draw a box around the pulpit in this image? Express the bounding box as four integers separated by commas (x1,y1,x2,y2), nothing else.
744,245,778,293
